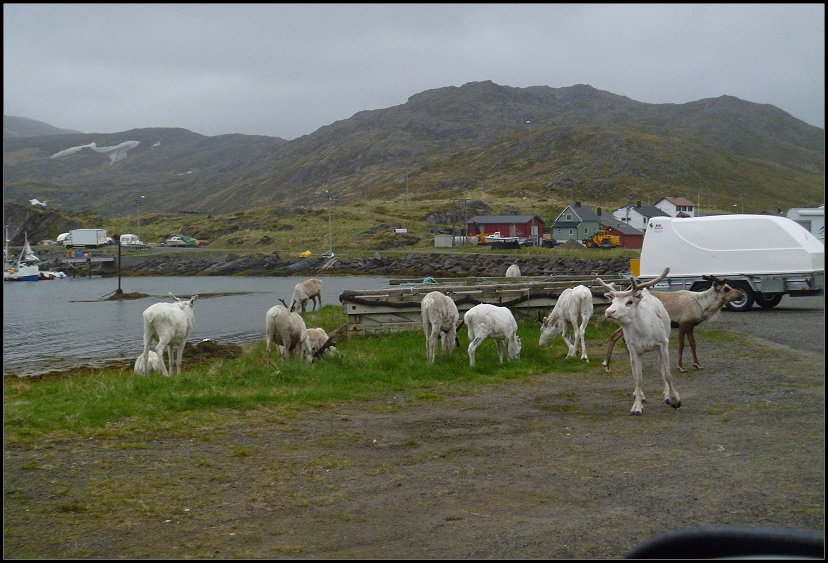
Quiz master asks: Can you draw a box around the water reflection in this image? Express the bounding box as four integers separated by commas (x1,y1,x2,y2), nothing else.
3,275,389,376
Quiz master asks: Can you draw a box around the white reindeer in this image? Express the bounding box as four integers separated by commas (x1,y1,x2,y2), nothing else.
306,327,337,357
505,263,521,277
538,285,593,361
265,303,314,366
603,275,744,372
140,293,198,376
133,350,164,375
596,268,681,415
420,291,460,364
289,278,322,312
464,303,522,367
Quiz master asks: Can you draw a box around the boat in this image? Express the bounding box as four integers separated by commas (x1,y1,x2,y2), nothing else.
483,231,522,249
4,230,65,281
484,231,521,244
39,269,68,280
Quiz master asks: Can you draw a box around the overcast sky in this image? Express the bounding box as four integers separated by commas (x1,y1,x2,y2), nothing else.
4,4,824,139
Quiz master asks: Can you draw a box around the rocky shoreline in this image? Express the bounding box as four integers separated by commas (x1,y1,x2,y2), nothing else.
109,251,634,278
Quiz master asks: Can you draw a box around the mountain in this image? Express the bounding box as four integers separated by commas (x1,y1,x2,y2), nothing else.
2,82,824,217
3,115,84,138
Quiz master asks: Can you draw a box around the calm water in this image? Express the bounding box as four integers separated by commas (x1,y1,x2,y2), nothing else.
3,275,390,376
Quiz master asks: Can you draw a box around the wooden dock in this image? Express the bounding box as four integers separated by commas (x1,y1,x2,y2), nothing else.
59,256,117,276
340,275,627,334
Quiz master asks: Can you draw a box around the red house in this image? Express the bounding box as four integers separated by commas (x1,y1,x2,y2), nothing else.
467,215,545,243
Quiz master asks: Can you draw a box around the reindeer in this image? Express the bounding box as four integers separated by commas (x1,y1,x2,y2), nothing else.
596,268,681,415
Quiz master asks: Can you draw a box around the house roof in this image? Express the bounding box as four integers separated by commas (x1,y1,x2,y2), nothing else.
467,215,542,224
600,216,643,235
658,196,695,207
553,204,603,224
553,204,642,234
614,204,669,219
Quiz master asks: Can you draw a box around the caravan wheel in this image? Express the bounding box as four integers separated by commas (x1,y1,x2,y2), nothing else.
724,282,755,312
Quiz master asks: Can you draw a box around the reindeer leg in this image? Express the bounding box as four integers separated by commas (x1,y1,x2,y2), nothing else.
659,344,681,409
603,328,624,372
676,325,689,372
687,328,702,369
628,351,645,415
578,316,589,362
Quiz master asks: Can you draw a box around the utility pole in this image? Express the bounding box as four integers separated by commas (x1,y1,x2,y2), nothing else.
325,190,333,254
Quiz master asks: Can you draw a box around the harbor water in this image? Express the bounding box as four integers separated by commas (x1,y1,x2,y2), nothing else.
3,275,390,377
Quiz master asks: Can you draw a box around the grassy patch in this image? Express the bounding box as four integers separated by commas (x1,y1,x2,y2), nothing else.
4,307,620,443
12,309,767,444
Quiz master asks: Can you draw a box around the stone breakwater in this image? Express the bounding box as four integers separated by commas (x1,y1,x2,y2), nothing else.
117,251,633,278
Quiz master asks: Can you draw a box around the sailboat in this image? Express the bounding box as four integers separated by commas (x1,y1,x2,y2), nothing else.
4,230,65,281
5,231,41,281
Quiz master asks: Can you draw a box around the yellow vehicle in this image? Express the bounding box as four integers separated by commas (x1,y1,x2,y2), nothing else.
583,229,621,248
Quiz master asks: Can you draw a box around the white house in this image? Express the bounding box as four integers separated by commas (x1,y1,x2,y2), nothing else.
654,196,696,218
612,202,669,231
787,205,824,241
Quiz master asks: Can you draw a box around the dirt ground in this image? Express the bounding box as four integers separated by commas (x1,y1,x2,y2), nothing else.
4,313,824,558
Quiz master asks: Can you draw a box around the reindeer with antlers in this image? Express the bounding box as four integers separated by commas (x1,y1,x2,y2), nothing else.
602,274,744,373
596,268,681,415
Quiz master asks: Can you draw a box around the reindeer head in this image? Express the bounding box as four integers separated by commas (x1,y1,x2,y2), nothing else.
538,315,565,347
169,292,198,310
597,268,670,323
702,275,745,303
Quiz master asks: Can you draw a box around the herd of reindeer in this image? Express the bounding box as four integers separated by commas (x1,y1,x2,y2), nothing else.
134,266,744,415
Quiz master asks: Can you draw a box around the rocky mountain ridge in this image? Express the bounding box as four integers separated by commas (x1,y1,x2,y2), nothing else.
3,82,824,217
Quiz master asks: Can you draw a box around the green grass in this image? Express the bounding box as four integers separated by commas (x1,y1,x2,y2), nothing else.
5,307,620,443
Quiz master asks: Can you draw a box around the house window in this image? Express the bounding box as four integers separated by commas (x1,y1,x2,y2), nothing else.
566,214,572,221
569,229,573,236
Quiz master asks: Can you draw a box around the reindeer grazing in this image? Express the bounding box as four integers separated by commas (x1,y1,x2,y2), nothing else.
602,275,744,372
538,284,593,361
596,268,681,415
420,291,460,364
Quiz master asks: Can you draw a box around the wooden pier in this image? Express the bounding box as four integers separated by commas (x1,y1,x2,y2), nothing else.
59,256,117,276
340,275,628,334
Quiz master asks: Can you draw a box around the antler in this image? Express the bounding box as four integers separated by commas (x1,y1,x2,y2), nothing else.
702,274,727,284
595,277,619,293
313,322,348,358
631,267,670,290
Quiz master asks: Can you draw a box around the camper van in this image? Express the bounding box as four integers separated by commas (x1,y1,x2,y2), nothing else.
119,234,145,247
